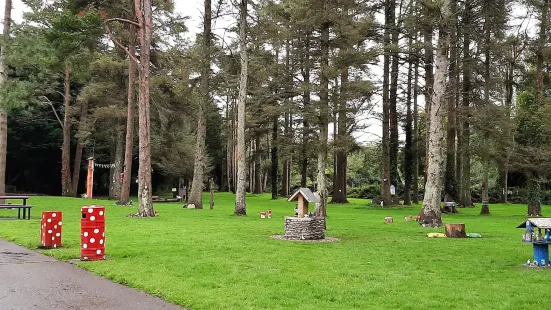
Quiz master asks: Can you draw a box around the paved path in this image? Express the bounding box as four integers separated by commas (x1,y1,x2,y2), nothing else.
0,239,184,310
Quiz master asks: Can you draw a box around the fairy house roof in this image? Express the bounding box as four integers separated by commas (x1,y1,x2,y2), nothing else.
517,218,551,229
287,188,320,203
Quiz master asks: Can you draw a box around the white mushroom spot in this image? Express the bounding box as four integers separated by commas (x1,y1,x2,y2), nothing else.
47,219,52,223
52,213,57,217
83,244,88,249
54,225,57,229
48,230,52,234
94,229,99,234
42,233,45,237
99,211,104,216
103,255,106,259
56,233,60,237
90,216,96,221
96,250,101,255
58,222,62,226
51,237,55,241
84,232,89,237
90,238,96,244
53,244,57,248
102,232,105,237
99,239,104,245
84,256,88,260
88,208,93,213
42,215,45,219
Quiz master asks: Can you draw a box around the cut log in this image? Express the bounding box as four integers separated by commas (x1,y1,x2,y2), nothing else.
445,223,467,238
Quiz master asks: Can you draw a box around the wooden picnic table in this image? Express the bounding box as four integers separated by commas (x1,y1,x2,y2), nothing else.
0,195,32,220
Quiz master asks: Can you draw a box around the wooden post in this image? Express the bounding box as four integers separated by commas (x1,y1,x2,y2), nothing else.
86,158,94,199
297,195,309,218
445,223,467,238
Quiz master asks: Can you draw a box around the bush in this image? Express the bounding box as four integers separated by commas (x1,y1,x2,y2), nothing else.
347,185,380,199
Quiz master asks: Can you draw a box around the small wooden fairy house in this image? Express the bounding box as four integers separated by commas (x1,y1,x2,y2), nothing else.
287,188,320,218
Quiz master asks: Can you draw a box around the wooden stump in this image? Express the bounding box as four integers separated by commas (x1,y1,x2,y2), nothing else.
445,223,467,238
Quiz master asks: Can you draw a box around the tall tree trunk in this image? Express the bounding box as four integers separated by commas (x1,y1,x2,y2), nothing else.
420,0,451,228
253,135,262,194
61,62,72,197
119,25,137,205
281,111,290,197
109,127,124,200
381,0,392,206
271,117,278,199
300,32,311,188
404,42,413,206
480,158,490,214
389,0,400,201
536,0,549,107
189,0,212,209
444,0,458,203
235,0,248,216
480,5,491,215
460,0,473,207
71,99,90,196
424,10,434,188
412,58,420,204
0,0,12,199
331,69,349,204
136,0,154,217
314,18,330,217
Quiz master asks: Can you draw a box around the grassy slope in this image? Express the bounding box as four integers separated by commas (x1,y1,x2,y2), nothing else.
1,194,550,309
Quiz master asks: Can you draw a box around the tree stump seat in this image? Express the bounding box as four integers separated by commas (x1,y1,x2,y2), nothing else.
445,223,467,238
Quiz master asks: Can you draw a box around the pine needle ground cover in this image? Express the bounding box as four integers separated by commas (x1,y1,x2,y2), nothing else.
1,194,550,309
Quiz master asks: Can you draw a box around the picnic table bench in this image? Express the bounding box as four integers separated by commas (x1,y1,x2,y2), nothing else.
0,195,32,220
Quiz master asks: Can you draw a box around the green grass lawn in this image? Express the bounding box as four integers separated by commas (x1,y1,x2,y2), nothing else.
1,193,550,309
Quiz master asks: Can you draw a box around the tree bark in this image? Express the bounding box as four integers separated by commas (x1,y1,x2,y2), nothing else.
314,17,330,217
209,177,214,209
444,0,458,203
61,62,72,197
381,0,392,206
189,0,212,209
109,127,124,200
119,25,137,205
300,32,311,188
404,42,413,206
281,111,290,197
413,55,420,204
480,159,490,215
235,0,248,216
136,0,154,217
536,0,549,107
424,10,434,189
253,135,262,194
460,0,473,207
480,6,491,215
331,69,349,204
271,117,278,199
71,99,89,196
420,0,451,228
389,0,400,201
0,0,12,199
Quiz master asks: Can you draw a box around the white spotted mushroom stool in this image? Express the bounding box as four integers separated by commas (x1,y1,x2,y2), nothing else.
81,206,106,261
40,211,63,248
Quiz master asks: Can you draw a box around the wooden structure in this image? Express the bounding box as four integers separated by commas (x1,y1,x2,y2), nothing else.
445,223,467,238
518,218,551,266
287,188,320,218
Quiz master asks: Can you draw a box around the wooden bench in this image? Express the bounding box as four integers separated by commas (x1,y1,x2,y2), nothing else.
0,204,32,220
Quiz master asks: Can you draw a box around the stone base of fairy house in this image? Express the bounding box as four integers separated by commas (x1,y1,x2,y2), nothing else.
283,216,326,240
